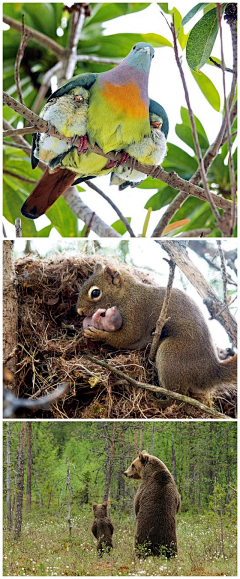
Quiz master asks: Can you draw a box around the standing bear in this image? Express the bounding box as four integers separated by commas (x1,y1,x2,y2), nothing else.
124,450,180,558
91,502,114,555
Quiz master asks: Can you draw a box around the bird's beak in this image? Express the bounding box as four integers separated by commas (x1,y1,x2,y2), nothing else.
141,46,151,55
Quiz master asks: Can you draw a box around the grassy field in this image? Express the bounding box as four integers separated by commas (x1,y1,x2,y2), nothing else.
3,509,237,576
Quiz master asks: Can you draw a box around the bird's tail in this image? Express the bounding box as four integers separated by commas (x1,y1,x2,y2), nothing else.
21,167,77,219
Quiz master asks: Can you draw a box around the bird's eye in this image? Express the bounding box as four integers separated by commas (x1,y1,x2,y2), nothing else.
152,54,154,59
88,286,102,301
133,45,136,50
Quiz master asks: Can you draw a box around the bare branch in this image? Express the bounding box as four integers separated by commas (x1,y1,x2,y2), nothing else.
85,180,136,237
63,187,121,238
157,240,237,346
62,4,86,82
149,258,176,361
216,240,228,305
3,93,236,226
32,62,62,113
84,354,230,419
209,57,233,73
3,170,36,184
15,218,22,238
217,4,236,235
14,15,30,105
3,14,64,59
3,383,68,418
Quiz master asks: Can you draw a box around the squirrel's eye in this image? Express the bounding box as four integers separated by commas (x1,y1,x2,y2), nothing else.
88,286,102,301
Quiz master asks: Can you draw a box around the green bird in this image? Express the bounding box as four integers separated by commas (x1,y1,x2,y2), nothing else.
110,99,169,190
21,42,163,219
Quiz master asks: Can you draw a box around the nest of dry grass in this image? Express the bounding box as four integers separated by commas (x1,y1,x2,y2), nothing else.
14,253,236,419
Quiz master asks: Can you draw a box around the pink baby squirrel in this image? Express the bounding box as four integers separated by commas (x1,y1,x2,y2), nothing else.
83,306,122,332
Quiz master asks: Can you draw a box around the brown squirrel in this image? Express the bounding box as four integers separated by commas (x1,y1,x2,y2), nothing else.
77,263,237,398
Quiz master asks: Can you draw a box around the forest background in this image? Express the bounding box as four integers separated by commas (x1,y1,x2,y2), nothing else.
3,421,237,576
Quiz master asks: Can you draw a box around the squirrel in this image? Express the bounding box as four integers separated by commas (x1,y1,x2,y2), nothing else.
77,263,237,398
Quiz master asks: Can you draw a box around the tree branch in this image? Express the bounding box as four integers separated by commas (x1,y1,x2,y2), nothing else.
149,258,176,361
63,188,121,238
3,92,234,216
3,14,64,59
84,354,230,419
85,180,136,237
157,240,237,346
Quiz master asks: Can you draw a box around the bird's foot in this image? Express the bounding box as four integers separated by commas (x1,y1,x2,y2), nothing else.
76,135,88,154
105,159,116,169
46,120,52,136
117,151,130,166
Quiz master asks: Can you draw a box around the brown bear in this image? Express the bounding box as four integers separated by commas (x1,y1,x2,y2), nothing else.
124,451,181,558
91,502,114,555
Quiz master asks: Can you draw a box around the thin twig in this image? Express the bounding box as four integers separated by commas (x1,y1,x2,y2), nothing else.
170,15,221,228
63,4,86,82
3,140,32,151
149,259,176,361
216,240,228,305
2,223,7,238
85,180,136,237
217,4,236,236
14,15,30,105
209,57,233,73
32,62,62,113
15,218,22,238
83,354,230,419
3,170,37,184
3,14,64,59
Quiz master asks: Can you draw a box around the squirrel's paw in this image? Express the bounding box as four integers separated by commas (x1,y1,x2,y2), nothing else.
83,326,106,341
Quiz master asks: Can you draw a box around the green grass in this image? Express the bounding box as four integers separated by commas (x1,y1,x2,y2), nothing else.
3,509,237,576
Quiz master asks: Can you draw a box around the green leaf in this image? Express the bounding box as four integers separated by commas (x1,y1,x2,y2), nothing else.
37,225,53,237
138,178,166,190
80,32,172,57
191,69,221,111
145,186,176,211
171,7,188,50
111,217,131,235
86,3,150,25
158,4,169,14
186,7,226,72
46,197,79,237
181,3,206,26
176,107,209,153
164,143,198,173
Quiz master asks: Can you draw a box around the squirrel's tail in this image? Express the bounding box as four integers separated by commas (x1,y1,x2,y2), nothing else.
217,354,237,386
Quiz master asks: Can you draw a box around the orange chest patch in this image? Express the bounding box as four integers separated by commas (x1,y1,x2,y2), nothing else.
102,80,148,119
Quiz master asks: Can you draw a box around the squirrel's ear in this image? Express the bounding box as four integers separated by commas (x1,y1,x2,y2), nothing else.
139,452,148,464
104,266,122,287
94,263,104,274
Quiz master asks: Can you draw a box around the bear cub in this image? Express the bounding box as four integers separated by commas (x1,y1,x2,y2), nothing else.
124,451,180,558
91,502,114,555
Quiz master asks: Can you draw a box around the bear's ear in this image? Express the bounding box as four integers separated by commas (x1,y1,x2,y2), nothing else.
92,502,97,510
139,452,148,464
102,501,108,507
104,266,122,287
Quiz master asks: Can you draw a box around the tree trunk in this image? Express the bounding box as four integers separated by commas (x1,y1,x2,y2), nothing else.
13,422,26,539
171,435,176,483
151,423,155,455
26,423,32,511
3,241,18,389
33,464,42,508
66,457,72,538
139,426,143,453
103,423,117,502
6,422,12,528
